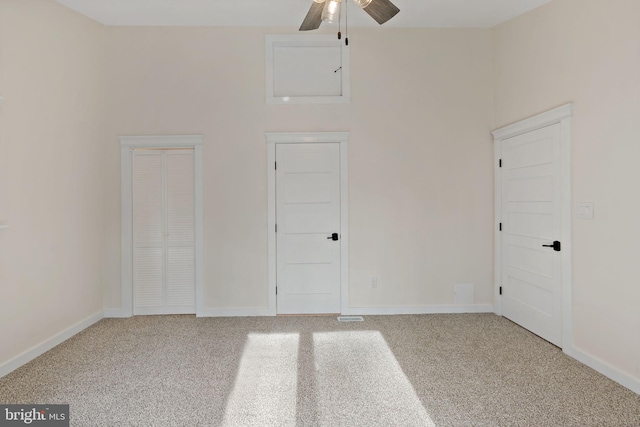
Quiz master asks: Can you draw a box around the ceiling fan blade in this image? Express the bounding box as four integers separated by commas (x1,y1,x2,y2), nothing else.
299,1,325,31
361,0,400,25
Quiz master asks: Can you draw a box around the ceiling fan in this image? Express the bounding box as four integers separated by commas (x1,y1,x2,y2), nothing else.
299,0,400,31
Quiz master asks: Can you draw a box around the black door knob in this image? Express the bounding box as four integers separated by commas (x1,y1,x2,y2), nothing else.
542,241,561,252
327,233,339,241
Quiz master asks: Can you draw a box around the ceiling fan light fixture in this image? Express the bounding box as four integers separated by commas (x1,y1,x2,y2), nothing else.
352,0,372,8
322,0,342,23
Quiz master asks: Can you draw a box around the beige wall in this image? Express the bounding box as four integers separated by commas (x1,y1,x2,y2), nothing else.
0,0,106,365
103,27,495,311
493,0,640,382
2,0,638,394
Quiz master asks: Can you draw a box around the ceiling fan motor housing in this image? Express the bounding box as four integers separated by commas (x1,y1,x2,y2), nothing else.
353,0,373,7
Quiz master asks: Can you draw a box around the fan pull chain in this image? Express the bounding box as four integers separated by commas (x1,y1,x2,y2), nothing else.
345,0,349,45
338,0,342,39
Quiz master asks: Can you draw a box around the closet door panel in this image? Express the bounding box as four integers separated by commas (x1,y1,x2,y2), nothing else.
165,151,196,312
133,247,164,311
166,152,195,244
132,153,165,314
166,246,196,311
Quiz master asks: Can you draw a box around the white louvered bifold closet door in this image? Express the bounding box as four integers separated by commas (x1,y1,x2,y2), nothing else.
132,150,195,315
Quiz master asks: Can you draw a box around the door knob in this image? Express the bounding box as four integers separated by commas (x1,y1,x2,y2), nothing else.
542,241,561,252
327,233,339,241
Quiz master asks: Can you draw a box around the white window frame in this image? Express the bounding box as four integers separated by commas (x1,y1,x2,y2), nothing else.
265,34,350,105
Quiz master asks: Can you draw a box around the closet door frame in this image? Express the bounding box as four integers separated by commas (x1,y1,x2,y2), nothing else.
120,135,204,317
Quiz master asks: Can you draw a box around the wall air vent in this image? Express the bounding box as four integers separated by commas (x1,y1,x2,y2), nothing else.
337,316,364,322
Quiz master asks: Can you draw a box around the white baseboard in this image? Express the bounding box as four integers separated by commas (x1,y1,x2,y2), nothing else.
103,309,130,318
342,304,495,316
199,305,494,317
0,311,104,378
198,307,275,317
564,345,640,395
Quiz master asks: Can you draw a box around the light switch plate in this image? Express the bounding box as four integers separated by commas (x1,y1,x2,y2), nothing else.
577,202,594,219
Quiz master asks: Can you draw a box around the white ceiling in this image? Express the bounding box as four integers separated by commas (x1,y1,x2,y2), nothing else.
55,0,551,28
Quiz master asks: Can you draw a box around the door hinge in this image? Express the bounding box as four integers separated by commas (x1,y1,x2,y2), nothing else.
275,224,277,233
499,223,502,231
275,161,277,170
499,286,502,295
499,159,502,168
276,286,278,295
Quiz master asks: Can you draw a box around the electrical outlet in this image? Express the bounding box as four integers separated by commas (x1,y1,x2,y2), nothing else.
370,277,378,289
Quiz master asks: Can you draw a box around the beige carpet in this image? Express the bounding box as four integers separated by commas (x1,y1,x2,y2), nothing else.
1,314,639,426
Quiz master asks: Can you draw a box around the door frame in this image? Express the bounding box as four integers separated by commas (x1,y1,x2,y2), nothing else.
119,135,204,317
492,104,573,349
265,132,349,315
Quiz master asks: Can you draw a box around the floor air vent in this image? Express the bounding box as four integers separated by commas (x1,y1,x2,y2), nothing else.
337,316,364,322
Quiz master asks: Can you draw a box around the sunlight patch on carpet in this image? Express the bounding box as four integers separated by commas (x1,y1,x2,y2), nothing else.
222,333,299,427
313,331,436,426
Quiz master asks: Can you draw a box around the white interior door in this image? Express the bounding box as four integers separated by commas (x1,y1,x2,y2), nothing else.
276,143,341,314
132,149,195,315
501,123,563,346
